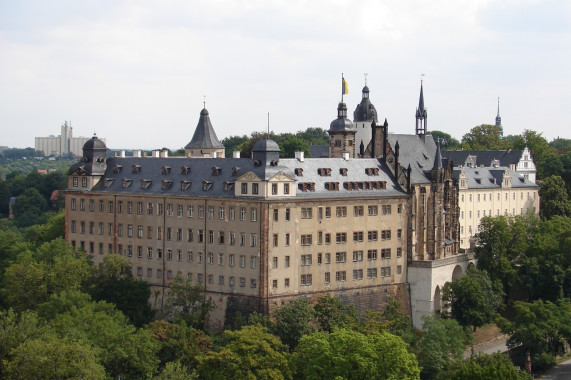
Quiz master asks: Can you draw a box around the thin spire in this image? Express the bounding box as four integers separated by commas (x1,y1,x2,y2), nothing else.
364,73,368,86
267,112,270,136
433,138,443,170
203,95,206,109
497,97,500,117
419,76,425,111
495,97,503,139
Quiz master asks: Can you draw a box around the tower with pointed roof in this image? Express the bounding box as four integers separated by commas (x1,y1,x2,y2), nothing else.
353,77,378,156
495,97,503,138
328,102,356,158
415,81,427,135
185,107,225,158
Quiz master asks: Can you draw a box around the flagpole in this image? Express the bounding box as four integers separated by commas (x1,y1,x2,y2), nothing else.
341,73,344,102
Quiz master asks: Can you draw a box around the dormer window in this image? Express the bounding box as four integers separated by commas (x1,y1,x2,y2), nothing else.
180,180,191,190
141,179,152,189
232,167,240,176
475,178,481,184
299,182,315,192
113,165,122,173
270,160,278,166
326,182,340,191
103,178,114,188
340,168,348,176
122,179,133,188
161,180,173,190
223,181,234,192
132,165,141,174
366,168,379,176
295,168,303,176
162,166,171,175
253,160,261,167
181,166,191,175
202,181,213,191
212,167,221,176
318,168,332,176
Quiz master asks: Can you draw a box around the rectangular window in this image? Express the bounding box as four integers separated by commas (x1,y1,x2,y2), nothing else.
336,232,347,244
187,229,193,242
336,271,346,282
177,228,182,241
250,256,256,269
353,231,363,242
325,233,331,244
71,220,76,233
147,247,153,259
208,230,214,244
301,234,312,246
324,253,330,264
273,234,278,247
272,257,278,269
397,229,402,240
325,272,330,283
300,274,312,286
137,202,143,214
167,204,173,216
71,198,76,210
284,278,290,287
80,198,85,211
229,254,235,267
382,205,391,215
208,206,214,219
272,183,278,195
368,249,378,260
188,250,193,262
218,253,224,265
301,254,312,266
272,208,279,222
285,208,290,221
353,269,363,280
301,207,312,219
381,248,391,259
157,203,163,215
251,208,257,222
229,207,235,220
89,199,94,212
240,255,246,268
240,208,246,221
272,279,278,288
325,207,331,218
284,183,290,194
219,231,225,244
187,205,193,217
381,230,391,240
240,233,246,246
198,205,204,218
198,230,204,243
368,205,378,216
127,201,133,214
397,265,402,275
207,252,213,264
285,256,290,268
250,234,257,247
285,233,290,246
367,268,378,278
230,232,235,246
241,183,248,194
252,183,259,194
167,249,173,261
352,250,363,262
229,276,235,286
353,206,364,216
381,267,391,277
336,206,347,217
335,251,346,263
368,230,378,241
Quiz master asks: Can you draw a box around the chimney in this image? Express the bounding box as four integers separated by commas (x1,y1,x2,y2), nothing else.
161,149,169,158
295,151,305,162
120,150,125,158
233,151,241,158
212,151,218,158
343,152,350,161
152,150,160,158
133,149,141,158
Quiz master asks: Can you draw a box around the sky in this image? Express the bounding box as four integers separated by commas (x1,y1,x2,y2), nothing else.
1,0,570,150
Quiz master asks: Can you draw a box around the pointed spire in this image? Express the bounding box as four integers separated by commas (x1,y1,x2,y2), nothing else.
185,108,224,150
433,138,443,170
415,77,428,135
418,81,425,112
495,97,503,138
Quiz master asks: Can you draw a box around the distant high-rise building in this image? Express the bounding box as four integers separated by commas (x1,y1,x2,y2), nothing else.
35,121,105,157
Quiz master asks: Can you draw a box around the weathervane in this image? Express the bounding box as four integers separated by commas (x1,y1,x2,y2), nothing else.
364,73,368,85
421,73,425,83
203,95,206,109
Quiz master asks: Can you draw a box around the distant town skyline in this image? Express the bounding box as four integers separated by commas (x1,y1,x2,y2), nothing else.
1,0,570,150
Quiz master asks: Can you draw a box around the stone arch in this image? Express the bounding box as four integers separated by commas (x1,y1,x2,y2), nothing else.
433,286,441,315
452,265,463,281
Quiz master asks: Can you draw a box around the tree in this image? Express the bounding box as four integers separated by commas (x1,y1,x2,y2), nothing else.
0,309,50,377
293,328,420,380
162,276,215,329
24,210,65,246
461,124,506,150
295,127,329,146
416,315,473,380
281,136,310,158
475,215,538,302
430,130,460,150
3,238,90,312
4,335,106,380
313,295,358,333
198,325,293,380
148,320,212,372
272,298,316,350
497,299,571,372
517,216,571,301
361,297,417,345
539,175,571,219
442,267,504,331
154,361,198,380
50,299,160,379
87,254,154,327
439,352,532,380
12,187,48,227
221,135,249,157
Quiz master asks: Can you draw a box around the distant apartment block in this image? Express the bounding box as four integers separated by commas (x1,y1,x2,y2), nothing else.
35,121,106,157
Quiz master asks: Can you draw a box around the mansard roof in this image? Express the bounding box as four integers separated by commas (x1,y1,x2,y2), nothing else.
87,156,405,199
442,150,523,168
453,166,538,189
185,108,224,150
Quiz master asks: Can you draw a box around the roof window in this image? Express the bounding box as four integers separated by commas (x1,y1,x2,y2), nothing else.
161,180,173,190
181,166,191,175
212,167,221,176
140,179,152,189
113,164,122,173
122,179,133,188
103,178,114,188
223,181,235,192
132,165,141,174
162,166,171,175
180,180,191,190
202,181,213,191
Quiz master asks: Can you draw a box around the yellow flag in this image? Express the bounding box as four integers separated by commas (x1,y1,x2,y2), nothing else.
342,77,349,95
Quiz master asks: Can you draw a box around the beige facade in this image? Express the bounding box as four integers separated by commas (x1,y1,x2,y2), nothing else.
35,122,102,157
456,167,539,250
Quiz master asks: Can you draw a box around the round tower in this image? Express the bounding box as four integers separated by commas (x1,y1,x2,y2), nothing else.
328,102,356,158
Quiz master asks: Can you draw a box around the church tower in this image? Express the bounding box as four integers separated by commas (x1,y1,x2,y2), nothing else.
353,76,378,155
495,97,503,138
185,107,225,158
415,81,427,135
328,102,356,158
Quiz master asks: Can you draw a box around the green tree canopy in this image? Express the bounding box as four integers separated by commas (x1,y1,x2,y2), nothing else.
430,130,460,150
438,352,532,380
198,325,293,380
272,298,316,350
293,328,420,380
539,175,571,219
461,124,506,150
442,267,504,331
416,315,473,380
313,296,358,333
162,276,215,329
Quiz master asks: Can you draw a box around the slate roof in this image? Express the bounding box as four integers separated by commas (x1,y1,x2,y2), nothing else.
185,108,224,149
453,166,538,189
353,86,378,123
442,150,522,168
87,155,406,200
309,145,329,158
387,134,438,184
